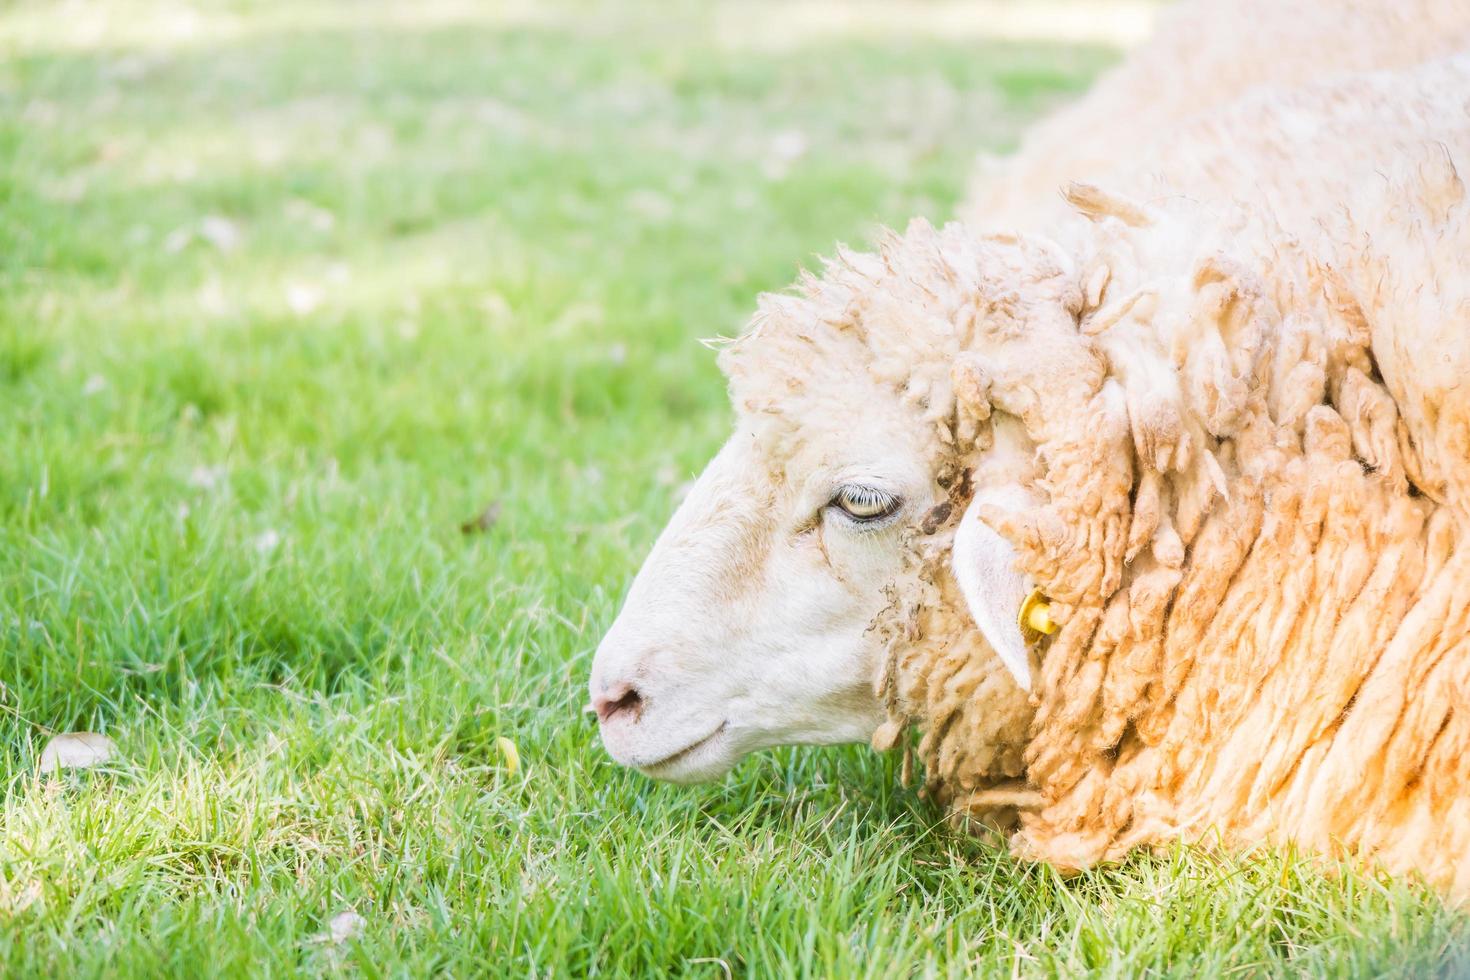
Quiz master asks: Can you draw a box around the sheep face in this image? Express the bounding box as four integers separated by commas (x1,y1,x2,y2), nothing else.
590,381,936,782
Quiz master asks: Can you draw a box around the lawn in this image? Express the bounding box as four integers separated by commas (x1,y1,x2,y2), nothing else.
2,1,1467,975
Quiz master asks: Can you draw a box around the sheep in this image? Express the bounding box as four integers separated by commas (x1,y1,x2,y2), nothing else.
960,0,1470,230
591,53,1470,897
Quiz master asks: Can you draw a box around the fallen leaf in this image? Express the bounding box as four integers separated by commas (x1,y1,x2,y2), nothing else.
328,909,365,944
38,732,115,773
459,500,502,535
496,736,519,775
689,957,734,980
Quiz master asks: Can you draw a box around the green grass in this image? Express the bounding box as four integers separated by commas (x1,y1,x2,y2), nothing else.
1,1,1466,975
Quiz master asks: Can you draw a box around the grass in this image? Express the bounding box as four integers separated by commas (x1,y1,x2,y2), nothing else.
1,0,1467,974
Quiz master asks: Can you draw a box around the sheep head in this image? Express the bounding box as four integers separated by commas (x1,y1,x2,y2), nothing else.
591,207,1263,802
590,220,1093,783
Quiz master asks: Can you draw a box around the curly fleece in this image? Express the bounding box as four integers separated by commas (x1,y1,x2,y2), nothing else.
722,57,1470,895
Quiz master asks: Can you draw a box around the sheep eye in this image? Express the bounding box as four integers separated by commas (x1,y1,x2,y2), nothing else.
830,485,900,523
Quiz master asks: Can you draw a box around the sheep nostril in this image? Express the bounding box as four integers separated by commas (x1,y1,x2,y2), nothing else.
593,682,643,723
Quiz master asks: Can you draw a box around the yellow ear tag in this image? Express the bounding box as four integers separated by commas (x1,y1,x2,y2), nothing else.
1018,589,1057,641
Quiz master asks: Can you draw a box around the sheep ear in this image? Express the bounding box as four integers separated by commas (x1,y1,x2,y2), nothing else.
949,486,1034,691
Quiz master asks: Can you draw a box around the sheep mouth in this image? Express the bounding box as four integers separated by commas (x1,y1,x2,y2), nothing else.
637,722,729,775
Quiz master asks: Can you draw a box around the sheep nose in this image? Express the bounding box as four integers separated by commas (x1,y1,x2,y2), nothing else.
593,681,643,723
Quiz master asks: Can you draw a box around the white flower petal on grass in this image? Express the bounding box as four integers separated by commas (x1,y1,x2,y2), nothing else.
199,214,241,252
328,910,365,944
285,282,324,315
188,464,226,490
253,529,282,555
769,128,808,161
163,226,193,254
761,128,810,180
38,732,115,773
82,374,107,396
